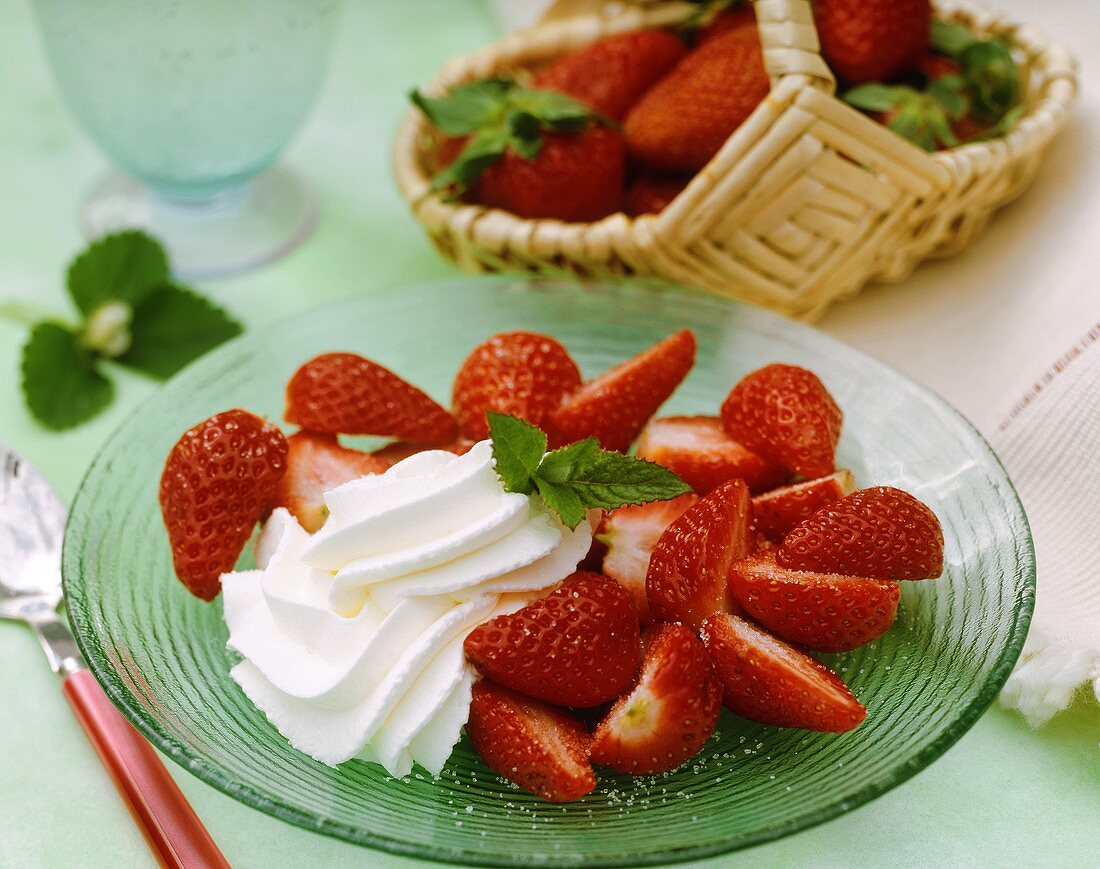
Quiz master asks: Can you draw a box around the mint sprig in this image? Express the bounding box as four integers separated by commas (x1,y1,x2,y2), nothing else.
2,231,242,430
487,412,691,528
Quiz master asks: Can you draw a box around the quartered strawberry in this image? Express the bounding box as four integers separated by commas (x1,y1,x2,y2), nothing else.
370,436,475,467
625,173,690,216
636,415,789,494
700,613,867,731
466,680,595,802
625,28,769,173
550,329,696,452
599,493,699,623
815,0,930,85
590,623,721,774
463,572,641,708
752,470,855,542
285,352,456,444
159,409,288,601
646,479,753,629
777,486,944,580
272,431,389,532
720,364,842,479
533,28,688,122
452,331,582,441
729,550,900,652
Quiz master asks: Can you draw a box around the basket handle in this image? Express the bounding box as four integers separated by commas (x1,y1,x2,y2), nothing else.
753,0,835,93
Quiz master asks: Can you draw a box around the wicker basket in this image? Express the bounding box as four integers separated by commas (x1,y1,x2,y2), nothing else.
393,0,1077,320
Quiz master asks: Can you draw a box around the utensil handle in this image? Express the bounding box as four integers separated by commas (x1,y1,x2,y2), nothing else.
62,669,229,869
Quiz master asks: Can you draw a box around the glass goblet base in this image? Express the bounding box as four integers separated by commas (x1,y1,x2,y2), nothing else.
79,165,318,280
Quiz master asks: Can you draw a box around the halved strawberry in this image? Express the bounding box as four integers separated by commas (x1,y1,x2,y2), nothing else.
452,331,582,441
599,494,699,623
752,470,855,542
550,330,696,452
778,486,944,580
636,415,789,494
466,680,595,802
720,364,842,479
590,623,721,774
370,436,475,467
272,432,389,532
646,479,752,629
159,409,288,600
463,572,641,708
729,550,900,652
285,352,456,444
700,613,866,732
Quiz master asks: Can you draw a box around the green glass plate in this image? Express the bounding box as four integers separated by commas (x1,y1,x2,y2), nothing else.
63,278,1034,867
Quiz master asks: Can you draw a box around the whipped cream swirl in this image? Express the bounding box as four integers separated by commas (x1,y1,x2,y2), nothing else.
221,441,591,776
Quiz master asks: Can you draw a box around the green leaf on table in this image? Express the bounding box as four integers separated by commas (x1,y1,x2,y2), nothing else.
115,283,243,379
66,231,169,315
487,412,547,494
21,323,114,430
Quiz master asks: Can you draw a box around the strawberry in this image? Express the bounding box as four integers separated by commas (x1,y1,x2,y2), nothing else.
918,52,960,80
752,470,855,542
370,436,475,467
625,174,690,216
550,329,696,452
700,613,866,732
777,486,944,580
452,331,582,441
533,29,688,122
729,550,900,652
624,28,769,173
646,479,753,629
696,3,757,44
636,415,789,494
815,0,931,85
466,680,595,802
463,572,641,708
285,352,456,444
599,494,699,623
272,432,389,532
412,79,625,222
720,364,842,479
590,623,721,774
159,410,288,600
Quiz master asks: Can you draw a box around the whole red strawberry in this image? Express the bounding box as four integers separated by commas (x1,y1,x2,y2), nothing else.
696,3,756,44
285,352,456,444
646,478,753,629
729,550,900,652
815,0,931,85
591,623,721,774
463,572,641,708
752,470,855,542
636,415,789,494
534,29,687,122
160,410,288,600
466,681,595,802
625,28,770,173
701,613,867,732
272,431,389,532
452,331,582,441
625,174,690,216
720,363,842,479
777,486,944,580
550,329,696,452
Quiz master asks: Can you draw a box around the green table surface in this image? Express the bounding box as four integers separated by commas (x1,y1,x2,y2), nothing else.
1,2,1097,867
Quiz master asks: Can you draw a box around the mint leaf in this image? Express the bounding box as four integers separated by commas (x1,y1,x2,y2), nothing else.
556,450,691,510
533,477,587,529
115,283,242,379
537,438,601,484
487,412,547,495
67,231,169,315
21,323,113,430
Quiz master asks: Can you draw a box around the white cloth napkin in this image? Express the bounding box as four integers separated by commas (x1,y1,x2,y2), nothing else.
996,323,1100,725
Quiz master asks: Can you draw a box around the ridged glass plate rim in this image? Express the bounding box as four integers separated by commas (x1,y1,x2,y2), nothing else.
63,278,1036,867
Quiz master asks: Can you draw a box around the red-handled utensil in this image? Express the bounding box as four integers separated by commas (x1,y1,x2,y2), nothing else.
0,446,228,868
